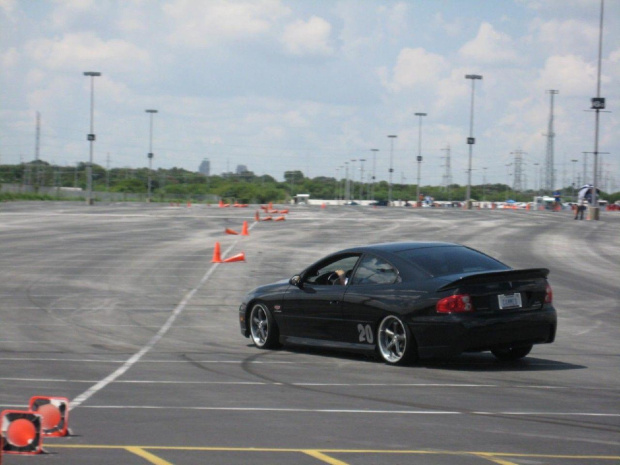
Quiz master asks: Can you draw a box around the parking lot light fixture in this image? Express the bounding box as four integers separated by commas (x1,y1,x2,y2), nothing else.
414,113,427,206
387,135,397,204
146,109,158,202
465,74,482,209
83,71,101,205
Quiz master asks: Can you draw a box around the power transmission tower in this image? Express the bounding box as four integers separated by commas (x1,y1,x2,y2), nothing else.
511,149,526,191
544,90,558,191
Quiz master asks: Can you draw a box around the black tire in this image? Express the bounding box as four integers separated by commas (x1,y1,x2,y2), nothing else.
491,344,533,361
249,302,280,349
376,315,417,365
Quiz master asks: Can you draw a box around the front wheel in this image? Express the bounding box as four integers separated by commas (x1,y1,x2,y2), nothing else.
491,344,532,361
249,303,280,349
377,315,417,365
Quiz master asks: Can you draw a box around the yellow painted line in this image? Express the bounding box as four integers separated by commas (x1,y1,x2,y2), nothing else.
126,446,174,465
44,445,620,460
303,449,350,465
472,453,519,465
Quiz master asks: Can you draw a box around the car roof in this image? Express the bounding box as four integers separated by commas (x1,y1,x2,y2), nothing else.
339,241,459,254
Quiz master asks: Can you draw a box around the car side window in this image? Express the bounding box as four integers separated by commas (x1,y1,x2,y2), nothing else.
304,255,361,286
350,255,399,285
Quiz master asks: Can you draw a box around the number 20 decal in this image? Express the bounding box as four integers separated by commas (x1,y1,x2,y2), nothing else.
357,324,374,344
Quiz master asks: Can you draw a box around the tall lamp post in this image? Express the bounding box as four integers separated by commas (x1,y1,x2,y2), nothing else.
370,149,379,201
83,71,101,205
387,135,397,204
350,159,357,202
590,0,606,220
359,158,366,200
465,74,482,209
571,159,579,201
414,112,426,206
145,109,158,202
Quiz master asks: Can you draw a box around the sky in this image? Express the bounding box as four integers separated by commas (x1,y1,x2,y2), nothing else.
1,0,619,191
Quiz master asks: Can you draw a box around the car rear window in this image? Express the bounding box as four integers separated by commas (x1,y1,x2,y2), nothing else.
397,246,509,278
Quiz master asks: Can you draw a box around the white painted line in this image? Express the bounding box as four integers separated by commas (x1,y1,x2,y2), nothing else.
69,238,246,411
76,405,620,417
1,377,616,392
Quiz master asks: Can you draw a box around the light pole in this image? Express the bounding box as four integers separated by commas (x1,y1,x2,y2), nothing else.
344,161,349,202
350,159,357,202
359,158,366,200
145,109,158,202
590,0,606,220
370,149,379,201
83,71,101,205
571,159,579,201
465,74,482,209
414,112,426,206
387,135,397,204
482,167,487,201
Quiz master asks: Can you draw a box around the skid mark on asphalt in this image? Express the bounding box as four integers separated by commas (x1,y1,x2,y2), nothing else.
69,230,253,410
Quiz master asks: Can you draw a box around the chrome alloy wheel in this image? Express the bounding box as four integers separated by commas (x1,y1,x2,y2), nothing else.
250,304,270,347
377,315,408,364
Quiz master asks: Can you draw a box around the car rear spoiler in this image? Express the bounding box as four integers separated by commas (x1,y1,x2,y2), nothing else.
437,268,550,291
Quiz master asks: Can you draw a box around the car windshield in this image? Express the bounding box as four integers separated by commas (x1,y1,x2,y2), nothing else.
397,246,509,278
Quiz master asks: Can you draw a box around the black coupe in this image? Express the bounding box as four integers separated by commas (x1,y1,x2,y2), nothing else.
239,242,557,365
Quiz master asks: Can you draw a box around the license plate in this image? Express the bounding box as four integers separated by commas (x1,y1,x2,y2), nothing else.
498,293,522,309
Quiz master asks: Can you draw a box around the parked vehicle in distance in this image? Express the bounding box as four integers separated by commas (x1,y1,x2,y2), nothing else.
239,242,557,365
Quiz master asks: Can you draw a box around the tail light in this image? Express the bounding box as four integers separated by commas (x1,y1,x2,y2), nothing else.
545,284,553,304
436,294,474,313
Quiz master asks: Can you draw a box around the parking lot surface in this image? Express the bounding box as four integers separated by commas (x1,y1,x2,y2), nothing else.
0,202,618,464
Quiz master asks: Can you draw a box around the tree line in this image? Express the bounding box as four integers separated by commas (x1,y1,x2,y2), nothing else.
1,160,616,204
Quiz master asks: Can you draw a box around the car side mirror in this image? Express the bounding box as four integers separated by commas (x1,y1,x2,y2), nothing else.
289,275,303,288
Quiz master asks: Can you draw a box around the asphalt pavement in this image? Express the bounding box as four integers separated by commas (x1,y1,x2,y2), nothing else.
0,201,618,464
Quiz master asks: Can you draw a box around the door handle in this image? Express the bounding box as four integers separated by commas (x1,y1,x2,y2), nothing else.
329,300,340,305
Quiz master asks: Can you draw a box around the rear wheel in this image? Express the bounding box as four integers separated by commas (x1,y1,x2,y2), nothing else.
491,344,532,361
377,315,417,365
249,303,280,349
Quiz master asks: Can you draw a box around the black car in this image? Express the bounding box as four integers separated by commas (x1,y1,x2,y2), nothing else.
239,242,557,365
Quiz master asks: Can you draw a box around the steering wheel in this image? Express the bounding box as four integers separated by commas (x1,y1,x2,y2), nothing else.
327,271,341,285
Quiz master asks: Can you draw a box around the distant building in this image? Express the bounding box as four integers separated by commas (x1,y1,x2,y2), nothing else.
199,158,210,176
236,164,249,174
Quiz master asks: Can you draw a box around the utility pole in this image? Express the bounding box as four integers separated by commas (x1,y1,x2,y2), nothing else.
544,90,559,192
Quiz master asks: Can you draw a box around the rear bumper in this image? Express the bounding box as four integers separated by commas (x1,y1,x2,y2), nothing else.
410,307,557,359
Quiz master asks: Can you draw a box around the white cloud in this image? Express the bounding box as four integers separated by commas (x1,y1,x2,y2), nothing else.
0,0,17,17
25,32,150,74
536,54,597,96
1,47,18,69
163,0,290,48
459,22,520,64
380,47,449,92
529,18,598,56
281,16,333,56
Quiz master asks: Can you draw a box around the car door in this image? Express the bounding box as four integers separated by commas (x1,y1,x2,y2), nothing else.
281,254,361,342
340,254,402,348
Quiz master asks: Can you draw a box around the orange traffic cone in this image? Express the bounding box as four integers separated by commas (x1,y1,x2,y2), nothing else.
1,410,43,455
241,221,249,236
223,252,245,263
274,216,286,221
211,242,223,263
219,199,224,207
279,209,289,214
255,211,260,221
262,216,273,221
225,228,239,235
29,396,69,437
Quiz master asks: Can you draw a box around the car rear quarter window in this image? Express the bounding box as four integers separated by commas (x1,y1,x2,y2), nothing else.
398,246,509,278
350,255,399,285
